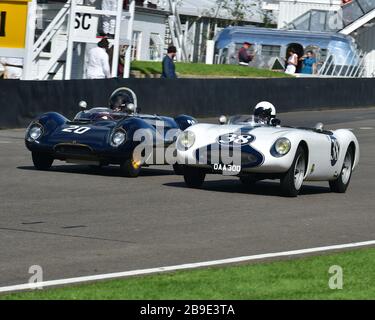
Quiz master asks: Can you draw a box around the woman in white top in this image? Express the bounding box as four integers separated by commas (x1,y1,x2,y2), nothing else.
285,49,298,75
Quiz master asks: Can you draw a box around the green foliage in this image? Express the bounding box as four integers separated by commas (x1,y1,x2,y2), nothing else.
131,61,290,78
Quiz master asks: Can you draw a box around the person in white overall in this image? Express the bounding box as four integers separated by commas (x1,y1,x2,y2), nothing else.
85,38,111,79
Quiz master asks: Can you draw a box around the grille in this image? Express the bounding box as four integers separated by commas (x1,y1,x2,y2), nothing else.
54,144,93,157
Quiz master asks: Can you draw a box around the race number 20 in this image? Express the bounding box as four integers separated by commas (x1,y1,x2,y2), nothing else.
62,125,91,135
0,12,6,37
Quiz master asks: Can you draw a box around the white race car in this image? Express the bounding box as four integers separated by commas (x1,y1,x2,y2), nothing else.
176,102,360,197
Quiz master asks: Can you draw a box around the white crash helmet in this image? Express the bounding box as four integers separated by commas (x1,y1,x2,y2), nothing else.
253,101,276,124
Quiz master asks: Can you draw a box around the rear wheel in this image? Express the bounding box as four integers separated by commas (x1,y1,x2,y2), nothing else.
120,158,142,178
280,146,306,197
329,147,354,193
183,166,206,188
32,152,53,170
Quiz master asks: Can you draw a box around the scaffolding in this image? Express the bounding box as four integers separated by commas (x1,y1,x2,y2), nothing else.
22,0,136,80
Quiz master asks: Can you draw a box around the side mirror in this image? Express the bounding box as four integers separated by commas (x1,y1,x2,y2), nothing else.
315,122,324,132
79,100,88,111
219,115,228,125
270,118,281,126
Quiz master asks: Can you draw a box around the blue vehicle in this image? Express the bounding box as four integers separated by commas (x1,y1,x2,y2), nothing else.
25,88,196,177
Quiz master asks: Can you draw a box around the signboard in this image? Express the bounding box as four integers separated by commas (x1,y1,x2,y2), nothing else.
0,0,31,48
73,10,99,42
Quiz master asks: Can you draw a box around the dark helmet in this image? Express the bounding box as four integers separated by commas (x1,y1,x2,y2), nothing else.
109,88,136,113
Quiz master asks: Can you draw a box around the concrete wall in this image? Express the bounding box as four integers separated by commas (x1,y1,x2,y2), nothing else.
1,78,375,128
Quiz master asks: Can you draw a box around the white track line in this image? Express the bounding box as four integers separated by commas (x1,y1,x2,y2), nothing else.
1,240,375,294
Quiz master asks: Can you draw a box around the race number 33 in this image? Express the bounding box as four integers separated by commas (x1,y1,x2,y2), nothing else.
0,12,6,37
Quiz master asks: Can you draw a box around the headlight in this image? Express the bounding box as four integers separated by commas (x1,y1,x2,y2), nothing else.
26,123,43,142
274,138,291,156
178,131,195,150
111,130,126,147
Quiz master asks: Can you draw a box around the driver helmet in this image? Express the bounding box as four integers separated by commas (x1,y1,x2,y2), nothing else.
109,89,136,113
253,101,276,124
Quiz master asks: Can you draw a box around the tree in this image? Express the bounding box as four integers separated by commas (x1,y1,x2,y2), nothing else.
204,0,274,27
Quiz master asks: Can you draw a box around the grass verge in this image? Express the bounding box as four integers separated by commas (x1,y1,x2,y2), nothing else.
131,61,290,78
2,247,375,300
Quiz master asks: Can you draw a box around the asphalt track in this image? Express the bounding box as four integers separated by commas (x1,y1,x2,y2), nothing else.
0,107,375,287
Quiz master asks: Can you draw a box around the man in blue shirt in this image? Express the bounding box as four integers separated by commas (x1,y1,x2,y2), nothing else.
161,46,177,79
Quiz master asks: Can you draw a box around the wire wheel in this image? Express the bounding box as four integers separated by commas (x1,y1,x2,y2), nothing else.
341,151,352,185
329,147,354,193
293,154,306,191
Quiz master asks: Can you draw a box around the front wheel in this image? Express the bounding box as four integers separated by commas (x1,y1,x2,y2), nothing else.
329,147,354,193
183,166,206,188
120,159,142,178
280,146,306,197
32,152,53,170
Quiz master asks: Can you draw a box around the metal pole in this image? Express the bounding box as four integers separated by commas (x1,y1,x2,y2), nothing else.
317,54,329,75
337,51,351,77
183,20,189,60
111,0,123,77
349,50,362,77
23,0,37,80
65,0,77,80
344,52,356,77
191,21,196,62
124,0,135,78
323,55,335,76
353,53,366,78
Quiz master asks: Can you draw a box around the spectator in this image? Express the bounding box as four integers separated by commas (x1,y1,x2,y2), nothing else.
0,57,23,79
301,51,317,75
85,38,111,79
238,42,254,66
285,49,298,74
102,0,117,38
161,46,177,79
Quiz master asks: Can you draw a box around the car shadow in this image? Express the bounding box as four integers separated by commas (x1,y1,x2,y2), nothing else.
164,179,331,197
17,165,174,177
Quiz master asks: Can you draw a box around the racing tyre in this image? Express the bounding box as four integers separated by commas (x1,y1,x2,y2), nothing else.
240,175,257,185
173,164,185,175
280,146,306,197
120,159,142,178
32,152,54,170
183,166,206,188
329,147,354,193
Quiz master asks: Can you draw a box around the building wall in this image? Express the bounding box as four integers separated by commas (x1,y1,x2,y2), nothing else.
277,0,342,28
120,11,167,61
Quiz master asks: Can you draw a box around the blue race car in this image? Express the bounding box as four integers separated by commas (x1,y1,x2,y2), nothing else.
25,87,196,177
